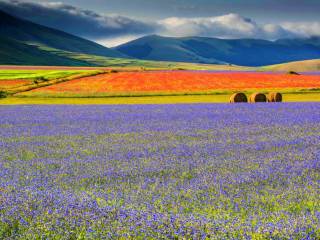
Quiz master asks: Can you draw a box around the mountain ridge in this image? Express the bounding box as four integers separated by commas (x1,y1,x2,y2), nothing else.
115,35,320,66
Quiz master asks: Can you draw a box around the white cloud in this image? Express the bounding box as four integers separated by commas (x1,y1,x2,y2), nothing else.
281,22,320,37
158,13,302,40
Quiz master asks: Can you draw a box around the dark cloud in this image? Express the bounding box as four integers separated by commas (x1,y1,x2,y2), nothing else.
0,0,319,47
0,0,156,39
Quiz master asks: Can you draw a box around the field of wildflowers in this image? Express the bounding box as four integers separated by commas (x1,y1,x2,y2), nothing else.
0,104,319,239
17,71,320,97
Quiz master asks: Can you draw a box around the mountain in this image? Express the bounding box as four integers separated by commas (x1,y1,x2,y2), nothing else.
0,10,125,65
115,35,320,66
2,9,320,68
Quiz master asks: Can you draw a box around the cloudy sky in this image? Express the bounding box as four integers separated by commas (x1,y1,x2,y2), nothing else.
1,0,320,47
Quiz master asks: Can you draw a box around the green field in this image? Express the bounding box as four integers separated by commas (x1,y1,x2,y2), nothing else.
0,69,97,80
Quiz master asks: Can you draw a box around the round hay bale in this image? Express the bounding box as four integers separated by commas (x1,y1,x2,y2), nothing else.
267,92,282,102
229,93,248,103
249,93,267,103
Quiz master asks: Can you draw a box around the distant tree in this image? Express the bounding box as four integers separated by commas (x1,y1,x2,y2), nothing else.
34,77,48,84
288,71,300,75
0,90,7,98
37,77,47,81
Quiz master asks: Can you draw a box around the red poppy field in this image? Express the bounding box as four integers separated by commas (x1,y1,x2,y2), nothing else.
17,71,320,97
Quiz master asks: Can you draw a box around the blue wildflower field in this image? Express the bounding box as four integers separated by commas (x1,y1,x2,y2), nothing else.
0,104,319,239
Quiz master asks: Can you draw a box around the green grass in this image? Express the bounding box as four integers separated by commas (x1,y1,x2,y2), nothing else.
0,70,97,80
2,92,320,105
14,87,320,98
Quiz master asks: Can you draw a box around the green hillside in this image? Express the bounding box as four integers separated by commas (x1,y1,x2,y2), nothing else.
0,10,125,58
0,37,95,66
0,9,131,66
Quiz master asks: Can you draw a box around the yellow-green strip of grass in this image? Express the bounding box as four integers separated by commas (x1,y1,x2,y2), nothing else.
0,70,96,80
1,93,320,105
15,88,320,98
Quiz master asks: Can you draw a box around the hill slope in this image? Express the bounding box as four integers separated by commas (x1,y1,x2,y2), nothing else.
0,37,95,66
115,35,320,66
263,59,320,72
0,10,124,58
0,10,131,65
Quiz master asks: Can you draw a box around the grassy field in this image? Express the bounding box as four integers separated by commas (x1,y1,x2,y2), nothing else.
1,65,319,104
0,70,97,80
262,59,320,72
1,92,320,104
